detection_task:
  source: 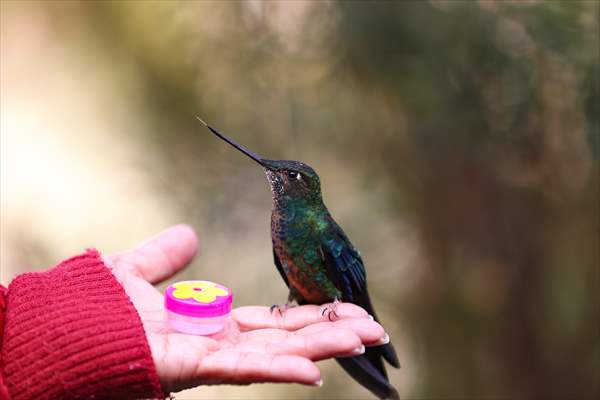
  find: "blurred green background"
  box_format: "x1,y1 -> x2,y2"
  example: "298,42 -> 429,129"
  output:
1,0 -> 598,399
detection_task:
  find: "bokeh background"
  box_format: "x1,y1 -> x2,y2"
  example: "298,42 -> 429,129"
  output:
1,0 -> 598,399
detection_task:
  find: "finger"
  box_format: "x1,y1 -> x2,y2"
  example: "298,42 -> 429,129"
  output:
295,317 -> 386,346
198,350 -> 321,386
236,327 -> 363,361
242,317 -> 385,355
106,224 -> 198,284
232,303 -> 369,332
150,332 -> 220,393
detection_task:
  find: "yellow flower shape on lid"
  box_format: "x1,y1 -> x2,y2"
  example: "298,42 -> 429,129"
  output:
172,281 -> 228,304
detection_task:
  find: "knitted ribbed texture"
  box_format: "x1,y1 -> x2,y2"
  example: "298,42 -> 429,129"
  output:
0,249 -> 163,400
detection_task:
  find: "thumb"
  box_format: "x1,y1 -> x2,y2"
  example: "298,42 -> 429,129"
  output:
106,224 -> 198,284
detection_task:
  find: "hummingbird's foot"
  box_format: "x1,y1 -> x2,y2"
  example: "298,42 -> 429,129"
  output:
270,301 -> 295,317
321,298 -> 341,321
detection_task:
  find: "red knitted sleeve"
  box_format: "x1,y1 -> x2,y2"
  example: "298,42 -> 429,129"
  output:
0,249 -> 164,400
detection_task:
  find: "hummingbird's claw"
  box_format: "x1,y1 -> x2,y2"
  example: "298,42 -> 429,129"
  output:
270,302 -> 295,317
269,304 -> 280,315
321,298 -> 341,321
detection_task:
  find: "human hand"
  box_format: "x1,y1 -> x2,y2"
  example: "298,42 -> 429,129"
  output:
105,225 -> 388,393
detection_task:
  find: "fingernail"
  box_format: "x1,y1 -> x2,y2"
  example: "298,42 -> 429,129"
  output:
313,379 -> 323,387
339,345 -> 365,357
376,333 -> 390,345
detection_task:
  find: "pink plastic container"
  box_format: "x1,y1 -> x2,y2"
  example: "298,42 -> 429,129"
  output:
164,280 -> 232,335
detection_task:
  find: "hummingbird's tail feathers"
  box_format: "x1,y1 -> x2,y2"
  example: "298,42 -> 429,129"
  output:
336,351 -> 399,399
352,290 -> 400,369
382,342 -> 401,368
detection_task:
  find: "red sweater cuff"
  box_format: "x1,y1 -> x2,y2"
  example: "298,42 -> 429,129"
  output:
0,249 -> 163,400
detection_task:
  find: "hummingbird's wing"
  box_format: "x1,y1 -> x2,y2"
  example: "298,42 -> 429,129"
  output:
320,218 -> 367,302
319,214 -> 401,399
320,219 -> 399,363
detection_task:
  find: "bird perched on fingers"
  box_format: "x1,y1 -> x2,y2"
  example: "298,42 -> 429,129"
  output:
198,117 -> 400,399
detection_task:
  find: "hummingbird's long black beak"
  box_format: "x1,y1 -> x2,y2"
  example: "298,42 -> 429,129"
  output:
196,116 -> 264,166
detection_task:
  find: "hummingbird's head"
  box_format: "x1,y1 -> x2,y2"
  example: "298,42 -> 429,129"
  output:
260,159 -> 322,202
198,117 -> 323,205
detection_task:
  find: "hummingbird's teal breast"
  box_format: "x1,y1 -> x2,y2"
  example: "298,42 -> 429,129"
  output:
271,197 -> 342,303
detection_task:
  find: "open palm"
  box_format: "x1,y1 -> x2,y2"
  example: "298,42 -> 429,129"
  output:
105,225 -> 388,394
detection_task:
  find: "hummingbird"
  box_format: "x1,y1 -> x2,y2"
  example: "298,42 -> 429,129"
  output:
198,117 -> 400,399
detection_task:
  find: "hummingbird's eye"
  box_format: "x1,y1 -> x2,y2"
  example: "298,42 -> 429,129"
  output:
287,171 -> 301,180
